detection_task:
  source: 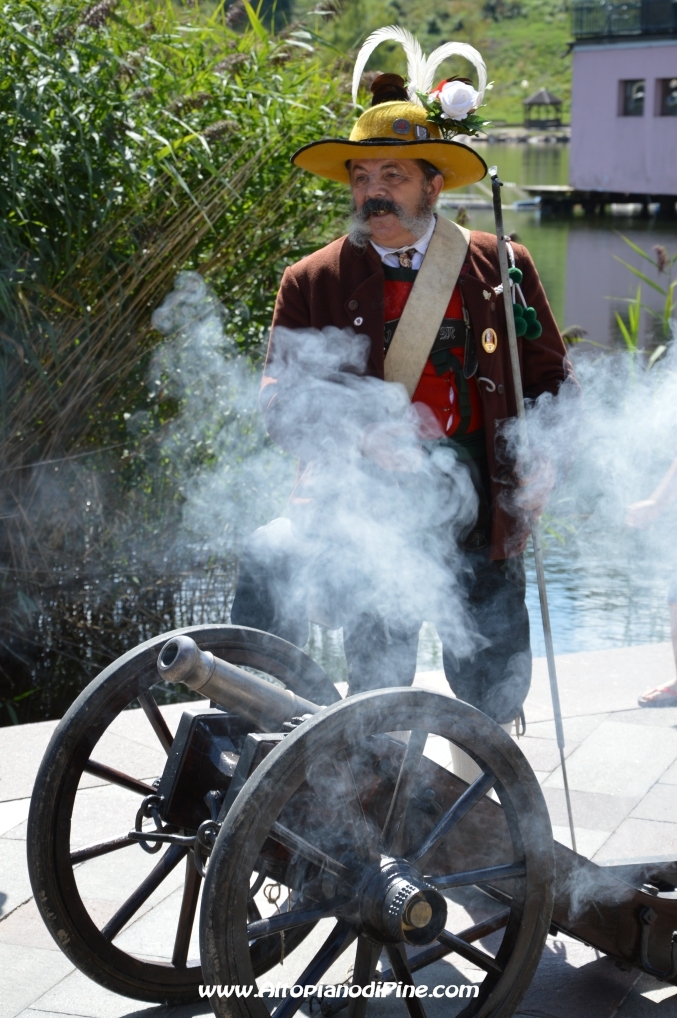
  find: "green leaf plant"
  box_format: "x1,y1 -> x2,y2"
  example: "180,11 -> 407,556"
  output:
614,285 -> 642,354
614,234 -> 677,348
0,0 -> 354,722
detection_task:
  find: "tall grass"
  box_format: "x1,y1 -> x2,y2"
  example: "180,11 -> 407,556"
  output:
0,0 -> 352,722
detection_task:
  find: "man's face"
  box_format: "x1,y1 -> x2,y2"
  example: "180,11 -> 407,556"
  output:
349,158 -> 444,248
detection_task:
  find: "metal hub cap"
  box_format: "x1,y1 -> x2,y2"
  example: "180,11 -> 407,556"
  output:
359,858 -> 447,946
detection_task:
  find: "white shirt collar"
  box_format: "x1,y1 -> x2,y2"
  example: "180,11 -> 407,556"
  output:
370,215 -> 436,269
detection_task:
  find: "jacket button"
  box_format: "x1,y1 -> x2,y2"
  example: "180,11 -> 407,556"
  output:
353,316 -> 364,326
497,384 -> 504,395
348,299 -> 359,311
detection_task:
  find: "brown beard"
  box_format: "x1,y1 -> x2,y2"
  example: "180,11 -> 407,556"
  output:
347,186 -> 436,250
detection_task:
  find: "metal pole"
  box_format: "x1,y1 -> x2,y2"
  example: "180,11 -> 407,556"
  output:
489,166 -> 577,854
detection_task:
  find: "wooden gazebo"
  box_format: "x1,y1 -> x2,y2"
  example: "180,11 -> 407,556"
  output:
523,87 -> 562,129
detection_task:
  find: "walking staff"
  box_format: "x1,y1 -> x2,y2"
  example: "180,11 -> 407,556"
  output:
490,165 -> 577,852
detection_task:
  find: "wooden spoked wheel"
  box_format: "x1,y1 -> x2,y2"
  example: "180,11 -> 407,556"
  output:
200,688 -> 555,1018
27,624 -> 339,1004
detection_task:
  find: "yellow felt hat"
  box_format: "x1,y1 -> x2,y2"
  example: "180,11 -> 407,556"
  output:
292,100 -> 487,191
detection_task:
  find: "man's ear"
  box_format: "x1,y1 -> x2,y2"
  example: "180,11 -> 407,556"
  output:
429,173 -> 445,202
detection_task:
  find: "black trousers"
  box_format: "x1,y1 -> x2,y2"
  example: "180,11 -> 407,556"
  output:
230,517 -> 531,725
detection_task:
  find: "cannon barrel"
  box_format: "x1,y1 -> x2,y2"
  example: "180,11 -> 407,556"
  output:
156,634 -> 320,730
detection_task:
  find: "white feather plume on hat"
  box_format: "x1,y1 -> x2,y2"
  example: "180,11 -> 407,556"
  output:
351,24 -> 487,109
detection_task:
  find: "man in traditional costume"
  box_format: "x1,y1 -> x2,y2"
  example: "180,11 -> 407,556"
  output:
231,28 -> 576,728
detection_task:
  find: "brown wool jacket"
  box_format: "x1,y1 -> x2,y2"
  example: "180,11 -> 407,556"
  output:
261,226 -> 577,560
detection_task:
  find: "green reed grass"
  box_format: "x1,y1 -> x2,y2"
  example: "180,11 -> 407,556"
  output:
0,0 -> 353,721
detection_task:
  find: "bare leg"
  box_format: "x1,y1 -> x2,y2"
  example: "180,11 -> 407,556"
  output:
451,722 -> 513,787
637,601 -> 677,706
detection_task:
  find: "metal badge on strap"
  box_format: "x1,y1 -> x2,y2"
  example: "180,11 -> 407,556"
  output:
384,216 -> 470,399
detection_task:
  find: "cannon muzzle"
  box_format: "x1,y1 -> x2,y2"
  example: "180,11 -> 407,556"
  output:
157,634 -> 320,730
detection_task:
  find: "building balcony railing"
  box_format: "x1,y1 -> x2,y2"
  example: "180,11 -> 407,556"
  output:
572,0 -> 677,39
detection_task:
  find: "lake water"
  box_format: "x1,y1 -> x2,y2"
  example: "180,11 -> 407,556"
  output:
432,144 -> 677,665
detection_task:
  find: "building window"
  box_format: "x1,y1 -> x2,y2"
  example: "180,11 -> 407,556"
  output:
659,78 -> 677,116
620,79 -> 645,116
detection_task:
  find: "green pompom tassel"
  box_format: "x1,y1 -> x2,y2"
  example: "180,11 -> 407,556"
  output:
508,266 -> 523,284
525,320 -> 543,340
524,306 -> 537,323
514,316 -> 528,337
513,302 -> 524,318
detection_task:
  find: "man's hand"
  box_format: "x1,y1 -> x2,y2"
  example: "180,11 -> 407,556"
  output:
360,422 -> 423,473
626,499 -> 660,529
514,457 -> 556,519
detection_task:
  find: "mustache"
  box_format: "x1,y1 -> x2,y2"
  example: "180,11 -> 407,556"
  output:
355,197 -> 402,221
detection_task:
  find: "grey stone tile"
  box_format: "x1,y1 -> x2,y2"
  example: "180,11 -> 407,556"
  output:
16,1012 -> 86,1018
657,757 -> 677,786
30,969 -> 162,1018
104,703 -> 184,754
69,783 -> 155,855
114,881 -> 202,965
631,783 -> 677,823
0,899 -> 60,951
520,713 -> 610,745
541,787 -> 638,832
609,707 -> 677,729
552,826 -> 611,858
90,731 -> 166,787
20,1011 -> 174,1018
516,932 -> 640,1018
516,736 -> 574,774
0,799 -> 30,837
525,643 -> 675,722
0,720 -> 59,803
0,839 -> 33,918
544,721 -> 677,799
0,942 -> 73,1018
593,817 -> 677,863
74,845 -> 185,909
2,821 -> 27,841
615,971 -> 677,1014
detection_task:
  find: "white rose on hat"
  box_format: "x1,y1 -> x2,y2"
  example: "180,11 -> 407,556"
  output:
430,79 -> 480,121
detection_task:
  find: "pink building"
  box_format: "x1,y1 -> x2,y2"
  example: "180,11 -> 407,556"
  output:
570,1 -> 677,199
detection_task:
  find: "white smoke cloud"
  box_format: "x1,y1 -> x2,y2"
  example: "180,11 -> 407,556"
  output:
148,273 -> 481,660
147,272 -> 677,668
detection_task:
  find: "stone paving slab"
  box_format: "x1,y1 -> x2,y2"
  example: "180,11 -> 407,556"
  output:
543,721 -> 677,799
517,933 -> 639,1017
525,643 -> 676,721
631,783 -> 677,823
0,798 -> 31,837
595,816 -> 677,864
0,720 -> 59,802
541,787 -> 639,832
0,899 -> 62,952
0,839 -> 34,919
0,942 -> 74,1018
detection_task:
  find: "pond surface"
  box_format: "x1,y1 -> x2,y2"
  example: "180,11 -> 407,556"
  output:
433,144 -> 677,663
457,142 -> 677,349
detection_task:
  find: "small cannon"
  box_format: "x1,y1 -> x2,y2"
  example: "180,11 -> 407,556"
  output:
28,625 -> 677,1017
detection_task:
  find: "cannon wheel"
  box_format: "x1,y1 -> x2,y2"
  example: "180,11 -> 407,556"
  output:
27,624 -> 339,1004
200,688 -> 555,1018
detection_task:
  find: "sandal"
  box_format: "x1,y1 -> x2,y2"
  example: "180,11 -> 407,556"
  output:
638,684 -> 677,708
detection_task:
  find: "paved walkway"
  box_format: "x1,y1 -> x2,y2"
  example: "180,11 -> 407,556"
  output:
2,643 -> 677,1018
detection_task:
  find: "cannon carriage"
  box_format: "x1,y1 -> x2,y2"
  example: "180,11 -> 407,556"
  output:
27,625 -> 677,1017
